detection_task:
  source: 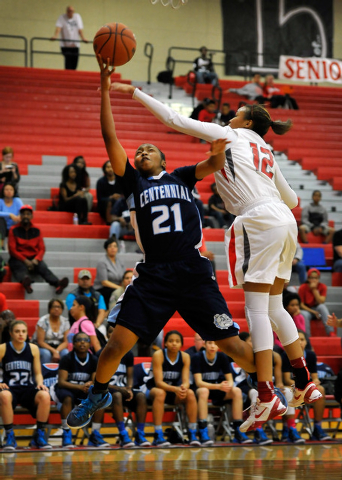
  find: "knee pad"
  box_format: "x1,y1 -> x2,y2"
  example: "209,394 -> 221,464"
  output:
244,291 -> 273,352
268,294 -> 299,347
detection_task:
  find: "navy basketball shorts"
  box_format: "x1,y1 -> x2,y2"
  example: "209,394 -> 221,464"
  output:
209,389 -> 228,406
55,387 -> 88,406
10,387 -> 43,418
108,252 -> 240,345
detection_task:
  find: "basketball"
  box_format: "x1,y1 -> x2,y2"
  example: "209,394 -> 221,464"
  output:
93,23 -> 136,67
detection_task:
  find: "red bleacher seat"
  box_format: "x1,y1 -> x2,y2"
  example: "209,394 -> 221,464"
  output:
0,282 -> 25,299
310,337 -> 342,356
332,272 -> 342,287
7,300 -> 39,318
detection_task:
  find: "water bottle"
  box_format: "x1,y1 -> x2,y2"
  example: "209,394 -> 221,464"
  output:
120,240 -> 126,253
73,213 -> 78,225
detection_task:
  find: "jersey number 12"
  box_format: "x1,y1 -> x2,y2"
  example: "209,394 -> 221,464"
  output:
250,142 -> 275,180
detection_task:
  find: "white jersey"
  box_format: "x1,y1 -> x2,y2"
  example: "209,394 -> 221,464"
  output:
56,13 -> 83,48
133,89 -> 298,216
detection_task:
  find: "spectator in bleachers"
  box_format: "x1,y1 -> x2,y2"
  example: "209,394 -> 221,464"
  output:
198,100 -> 217,123
0,292 -> 8,316
193,47 -> 219,86
299,190 -> 335,244
284,293 -> 306,333
31,298 -> 70,365
65,269 -> 107,335
214,103 -> 235,126
0,320 -> 52,449
263,75 -> 299,110
72,156 -> 93,213
281,330 -> 332,442
298,268 -> 334,337
185,332 -> 205,357
189,97 -> 211,120
334,367 -> 342,407
292,242 -> 307,284
332,228 -> 342,272
0,183 -> 23,250
93,237 -> 125,309
192,340 -> 252,444
58,164 -> 91,225
105,324 -> 151,447
67,295 -> 102,354
51,6 -> 88,70
208,183 -> 235,229
8,205 -> 69,295
146,331 -> 199,447
108,197 -> 135,241
96,160 -> 124,223
0,309 -> 15,344
54,331 -> 109,448
229,74 -> 267,104
0,147 -> 20,196
108,269 -> 133,311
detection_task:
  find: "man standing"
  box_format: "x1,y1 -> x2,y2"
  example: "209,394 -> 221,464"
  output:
51,5 -> 88,70
8,205 -> 69,294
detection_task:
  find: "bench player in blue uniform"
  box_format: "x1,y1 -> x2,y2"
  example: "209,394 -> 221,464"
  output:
67,57 -> 256,429
0,320 -> 52,450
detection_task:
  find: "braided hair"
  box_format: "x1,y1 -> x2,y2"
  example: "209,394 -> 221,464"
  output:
241,104 -> 292,138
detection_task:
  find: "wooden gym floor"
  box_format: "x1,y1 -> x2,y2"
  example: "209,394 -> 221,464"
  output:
1,443 -> 342,480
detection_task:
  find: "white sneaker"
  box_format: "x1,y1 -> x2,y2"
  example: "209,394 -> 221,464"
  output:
240,395 -> 288,433
288,382 -> 322,408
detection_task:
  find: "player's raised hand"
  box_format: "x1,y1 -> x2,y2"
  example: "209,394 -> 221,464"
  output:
207,138 -> 229,156
97,55 -> 115,91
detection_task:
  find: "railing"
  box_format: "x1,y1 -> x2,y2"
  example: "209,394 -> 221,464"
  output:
144,42 -> 154,84
30,37 -> 94,68
0,34 -> 28,67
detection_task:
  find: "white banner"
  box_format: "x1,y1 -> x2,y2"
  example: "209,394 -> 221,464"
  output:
278,55 -> 342,84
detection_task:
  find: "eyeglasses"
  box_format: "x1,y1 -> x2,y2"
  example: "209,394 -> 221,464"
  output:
52,305 -> 63,309
75,338 -> 90,343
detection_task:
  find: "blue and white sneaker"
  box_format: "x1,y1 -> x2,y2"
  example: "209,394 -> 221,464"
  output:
188,429 -> 201,446
119,429 -> 135,447
152,430 -> 171,447
135,430 -> 151,447
289,426 -> 305,444
88,430 -> 110,447
198,427 -> 214,446
3,430 -> 17,451
253,427 -> 273,445
62,429 -> 75,448
30,429 -> 52,449
311,425 -> 332,442
67,386 -> 112,428
233,426 -> 253,444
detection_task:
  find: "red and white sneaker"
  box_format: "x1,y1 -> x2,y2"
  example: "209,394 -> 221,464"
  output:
240,395 -> 287,433
288,382 -> 322,408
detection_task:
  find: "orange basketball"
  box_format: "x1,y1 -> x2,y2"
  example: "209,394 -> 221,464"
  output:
93,22 -> 136,67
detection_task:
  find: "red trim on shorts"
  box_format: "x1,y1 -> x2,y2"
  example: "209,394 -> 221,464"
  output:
229,224 -> 237,286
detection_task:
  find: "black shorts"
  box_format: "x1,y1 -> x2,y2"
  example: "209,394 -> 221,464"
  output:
54,387 -> 88,406
10,387 -> 42,418
108,253 -> 239,345
208,389 -> 229,406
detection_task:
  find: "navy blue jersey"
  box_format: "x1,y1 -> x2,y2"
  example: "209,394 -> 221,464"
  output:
146,349 -> 184,389
109,351 -> 134,387
3,342 -> 35,389
58,351 -> 98,385
133,361 -> 152,393
191,351 -> 231,384
117,161 -> 202,261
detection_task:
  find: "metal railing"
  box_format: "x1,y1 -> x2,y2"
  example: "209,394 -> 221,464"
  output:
0,34 -> 28,67
144,42 -> 154,84
30,37 -> 94,68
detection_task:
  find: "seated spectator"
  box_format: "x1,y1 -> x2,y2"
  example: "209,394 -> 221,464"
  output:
93,237 -> 125,308
198,100 -> 217,123
292,241 -> 307,285
105,324 -> 151,447
263,75 -> 299,109
281,330 -> 332,442
334,367 -> 342,407
31,298 -> 70,364
229,74 -> 267,103
67,295 -> 102,354
185,332 -> 205,357
108,269 -> 133,311
65,269 -> 107,335
193,46 -> 219,86
332,228 -> 342,272
0,182 -> 23,250
109,197 -> 135,241
0,147 -> 20,195
8,205 -> 69,295
274,292 -> 306,353
298,268 -> 334,337
54,331 -> 109,448
299,190 -> 335,244
192,340 -> 252,445
96,160 -> 123,223
0,320 -> 52,450
72,155 -> 93,213
208,183 -> 235,229
189,97 -> 211,120
0,309 -> 15,344
58,164 -> 91,225
214,103 -> 235,126
146,330 -> 199,446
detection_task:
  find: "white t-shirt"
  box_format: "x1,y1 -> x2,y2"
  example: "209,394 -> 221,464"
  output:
56,13 -> 84,47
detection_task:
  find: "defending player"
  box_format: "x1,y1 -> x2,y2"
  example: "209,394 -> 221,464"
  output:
66,57 -> 257,429
105,82 -> 322,432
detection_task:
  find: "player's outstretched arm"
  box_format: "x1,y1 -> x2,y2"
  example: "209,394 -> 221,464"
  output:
98,56 -> 127,177
195,138 -> 228,180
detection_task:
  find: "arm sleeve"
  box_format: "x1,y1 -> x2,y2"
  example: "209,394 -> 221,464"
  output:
133,89 -> 235,144
8,227 -> 27,262
301,205 -> 312,228
273,162 -> 298,209
191,354 -> 201,374
321,208 -> 329,229
98,294 -> 107,311
95,260 -> 108,283
65,293 -> 75,311
35,234 -> 46,262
